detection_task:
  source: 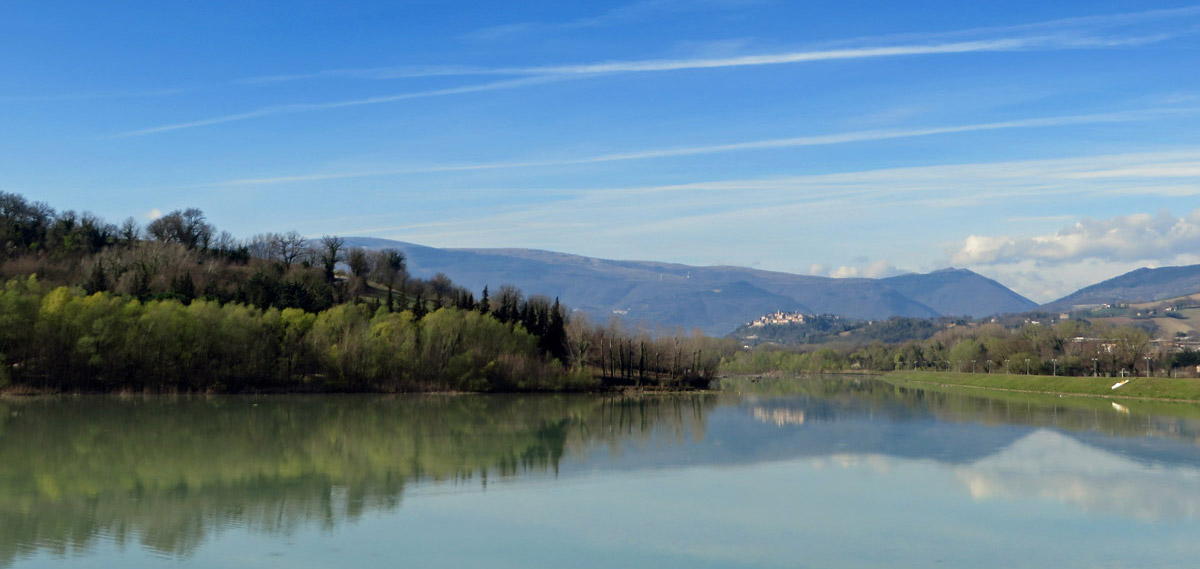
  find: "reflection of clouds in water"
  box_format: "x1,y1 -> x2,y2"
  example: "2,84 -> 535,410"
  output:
955,429 -> 1200,522
809,453 -> 894,474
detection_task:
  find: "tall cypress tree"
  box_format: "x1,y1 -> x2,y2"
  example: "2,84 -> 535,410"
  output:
540,298 -> 569,365
411,292 -> 427,320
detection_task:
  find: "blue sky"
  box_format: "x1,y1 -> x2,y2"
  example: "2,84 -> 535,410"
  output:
5,1 -> 1200,301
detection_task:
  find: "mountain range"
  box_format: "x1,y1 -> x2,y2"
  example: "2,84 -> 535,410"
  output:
343,238 -> 1038,335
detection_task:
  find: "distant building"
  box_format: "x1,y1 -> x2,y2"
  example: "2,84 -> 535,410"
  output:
748,311 -> 809,327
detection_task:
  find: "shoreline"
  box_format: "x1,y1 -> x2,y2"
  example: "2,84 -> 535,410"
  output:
0,380 -> 715,398
883,371 -> 1200,404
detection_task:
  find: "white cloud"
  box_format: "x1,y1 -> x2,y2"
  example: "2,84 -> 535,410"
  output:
814,260 -> 906,279
144,208 -> 163,220
862,260 -> 906,278
952,209 -> 1200,266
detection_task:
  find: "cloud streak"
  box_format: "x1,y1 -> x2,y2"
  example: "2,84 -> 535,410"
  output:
0,87 -> 191,104
238,35 -> 1154,85
202,106 -> 1197,186
113,76 -> 565,137
127,4 -> 1198,137
385,149 -> 1200,241
463,0 -> 767,40
137,39 -> 1044,136
244,5 -> 1200,84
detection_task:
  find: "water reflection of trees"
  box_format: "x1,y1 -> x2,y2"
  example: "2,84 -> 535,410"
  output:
0,394 -> 716,566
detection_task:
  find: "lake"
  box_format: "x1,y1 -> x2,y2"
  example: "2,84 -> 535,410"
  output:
4,376 -> 1200,568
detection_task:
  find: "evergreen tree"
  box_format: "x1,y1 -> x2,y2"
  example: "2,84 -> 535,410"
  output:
540,298 -> 570,365
83,262 -> 108,295
170,272 -> 196,301
411,292 -> 427,320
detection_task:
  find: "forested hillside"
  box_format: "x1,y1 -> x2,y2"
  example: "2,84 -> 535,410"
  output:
0,192 -> 736,392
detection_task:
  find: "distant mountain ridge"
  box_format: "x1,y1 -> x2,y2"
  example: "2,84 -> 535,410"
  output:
343,238 -> 1038,335
1044,264 -> 1200,310
881,268 -> 1038,318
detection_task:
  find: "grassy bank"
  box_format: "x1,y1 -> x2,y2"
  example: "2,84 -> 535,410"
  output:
885,371 -> 1200,402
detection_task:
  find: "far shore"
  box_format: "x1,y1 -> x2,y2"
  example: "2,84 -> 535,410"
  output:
883,370 -> 1200,403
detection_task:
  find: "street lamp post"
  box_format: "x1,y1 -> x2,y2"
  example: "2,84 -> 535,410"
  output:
1145,356 -> 1152,377
1092,358 -> 1098,377
1025,359 -> 1031,375
971,360 -> 976,373
1052,358 -> 1058,376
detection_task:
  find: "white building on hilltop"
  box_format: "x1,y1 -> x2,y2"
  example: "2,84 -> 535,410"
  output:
748,311 -> 808,327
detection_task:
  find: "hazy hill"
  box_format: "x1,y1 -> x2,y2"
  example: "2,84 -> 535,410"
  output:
1045,265 -> 1200,310
881,268 -> 1039,318
343,238 -> 1037,335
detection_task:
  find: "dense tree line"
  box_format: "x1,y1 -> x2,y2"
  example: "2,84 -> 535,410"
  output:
0,276 -> 587,392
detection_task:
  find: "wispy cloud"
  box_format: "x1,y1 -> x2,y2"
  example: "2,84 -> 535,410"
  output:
318,149 -> 1200,251
245,5 -> 1200,85
321,149 -> 1200,303
114,5 -> 1197,137
133,37 -> 1188,137
0,87 -> 191,104
112,76 -> 564,137
199,106 -> 1197,186
465,0 -> 769,40
238,35 -> 1155,85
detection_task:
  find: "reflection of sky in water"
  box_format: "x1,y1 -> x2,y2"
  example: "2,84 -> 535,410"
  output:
65,454 -> 1196,569
9,385 -> 1200,568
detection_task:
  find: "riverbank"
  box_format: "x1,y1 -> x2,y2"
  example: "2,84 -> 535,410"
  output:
0,374 -> 714,397
884,371 -> 1200,403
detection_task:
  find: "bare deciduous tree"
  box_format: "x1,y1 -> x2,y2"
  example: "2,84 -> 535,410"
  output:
320,235 -> 344,282
146,208 -> 214,250
275,231 -> 308,269
371,249 -> 407,311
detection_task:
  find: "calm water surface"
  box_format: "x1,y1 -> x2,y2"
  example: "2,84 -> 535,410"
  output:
4,376 -> 1200,568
